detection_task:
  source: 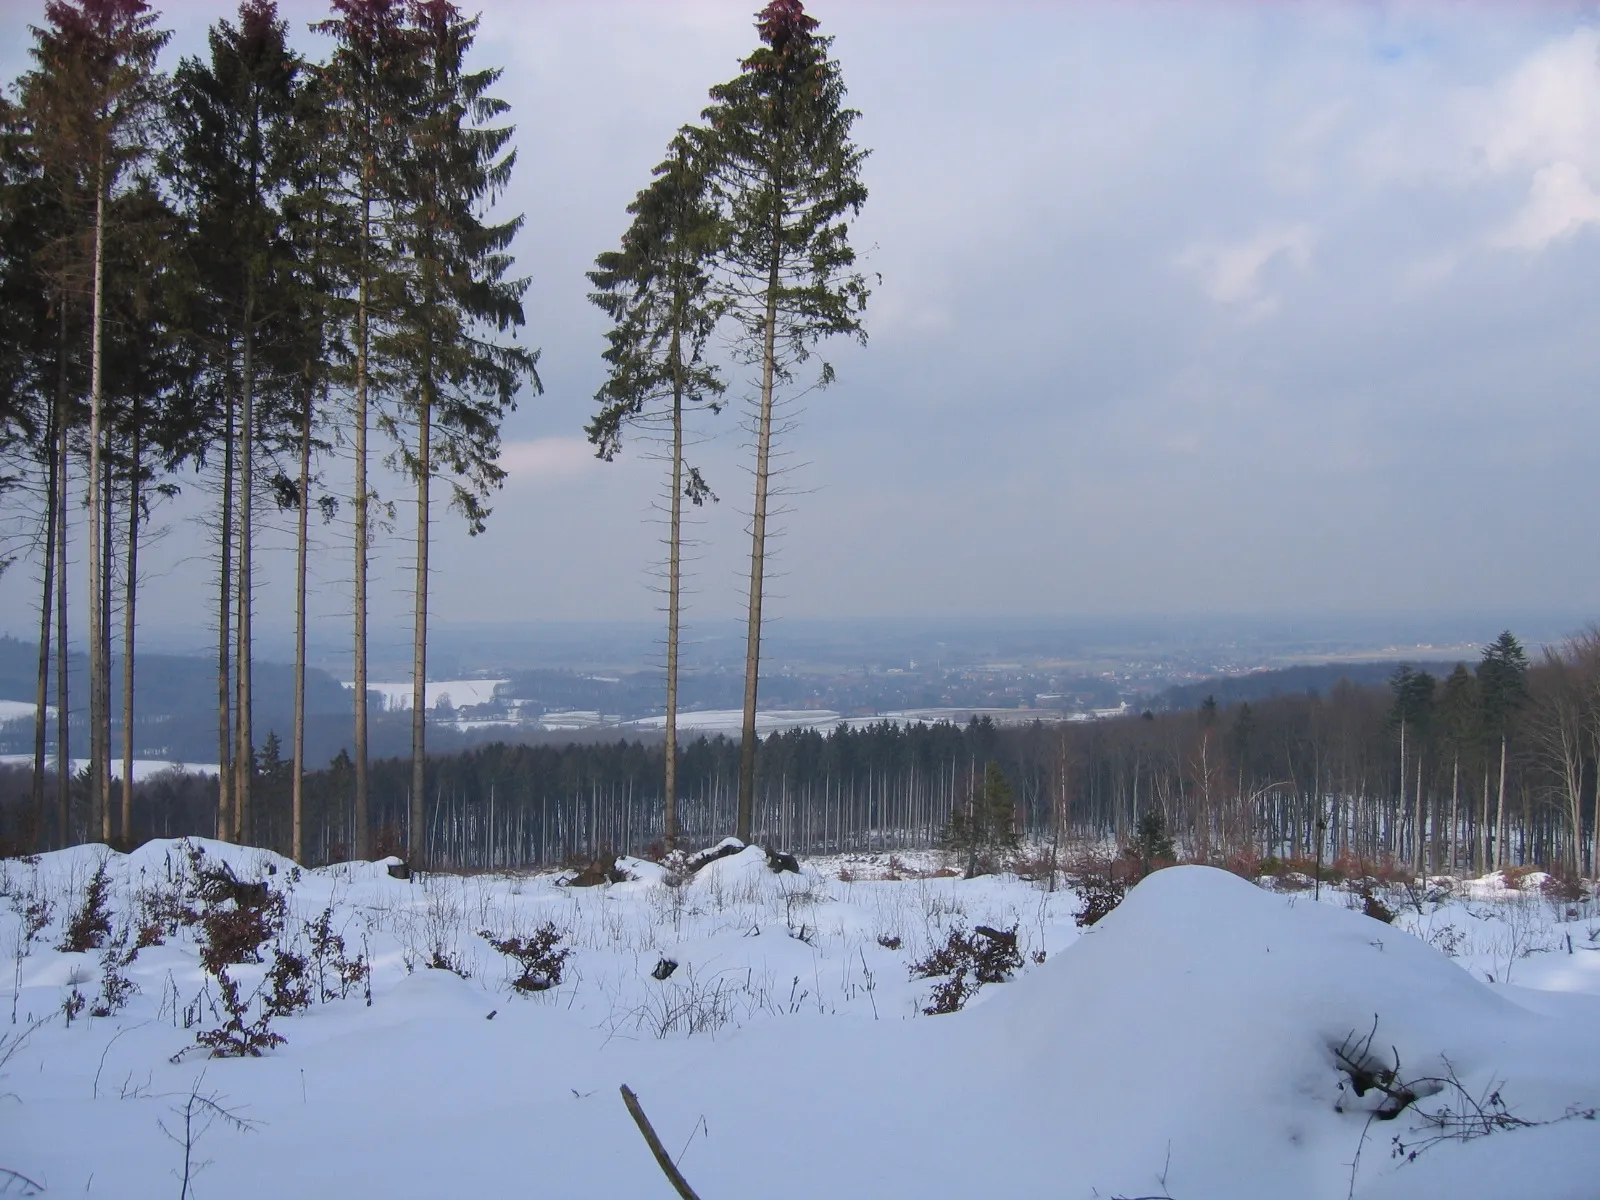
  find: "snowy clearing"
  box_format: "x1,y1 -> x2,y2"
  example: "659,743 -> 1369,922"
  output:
0,756 -> 219,781
353,680 -> 507,712
2,841 -> 1598,1198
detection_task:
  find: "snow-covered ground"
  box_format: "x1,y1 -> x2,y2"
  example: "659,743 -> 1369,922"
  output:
353,679 -> 507,711
621,706 -> 1075,735
0,700 -> 53,724
2,842 -> 1598,1198
0,755 -> 220,780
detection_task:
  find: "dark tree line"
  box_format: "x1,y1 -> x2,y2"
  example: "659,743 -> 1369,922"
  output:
7,626 -> 1599,878
0,0 -> 536,860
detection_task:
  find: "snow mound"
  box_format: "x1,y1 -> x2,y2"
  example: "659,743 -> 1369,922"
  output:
950,866 -> 1600,1197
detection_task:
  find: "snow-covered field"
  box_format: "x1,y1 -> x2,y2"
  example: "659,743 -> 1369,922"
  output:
0,756 -> 220,780
354,679 -> 507,712
621,706 -> 1072,734
3,841 -> 1598,1198
0,701 -> 53,724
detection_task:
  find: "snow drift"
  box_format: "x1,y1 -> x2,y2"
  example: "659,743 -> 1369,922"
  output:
2,847 -> 1597,1198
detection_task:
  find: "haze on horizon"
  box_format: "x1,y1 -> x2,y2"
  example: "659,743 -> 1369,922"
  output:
2,0 -> 1599,653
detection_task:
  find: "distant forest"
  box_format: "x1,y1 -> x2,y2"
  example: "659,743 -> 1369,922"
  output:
5,627 -> 1597,881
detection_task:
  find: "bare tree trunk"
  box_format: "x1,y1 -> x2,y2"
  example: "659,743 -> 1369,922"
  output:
736,258 -> 781,843
216,376 -> 235,842
409,376 -> 431,867
32,369 -> 59,848
292,383 -> 315,865
1413,750 -> 1424,877
664,337 -> 684,851
100,451 -> 112,841
55,411 -> 69,845
353,197 -> 372,861
87,156 -> 108,845
1494,734 -> 1508,872
1448,751 -> 1459,876
234,320 -> 255,846
120,426 -> 139,843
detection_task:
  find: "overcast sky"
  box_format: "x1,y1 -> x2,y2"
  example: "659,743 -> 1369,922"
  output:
2,0 -> 1599,650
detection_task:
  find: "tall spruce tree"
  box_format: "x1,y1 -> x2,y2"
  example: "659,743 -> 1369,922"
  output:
102,176 -> 193,842
19,0 -> 171,841
386,0 -> 537,866
1477,630 -> 1529,870
281,62 -> 349,865
0,94 -> 66,847
166,0 -> 300,846
697,0 -> 869,840
588,130 -> 724,852
314,0 -> 414,860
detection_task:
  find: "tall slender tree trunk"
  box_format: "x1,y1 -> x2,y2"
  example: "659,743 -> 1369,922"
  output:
121,427 -> 140,843
1413,750 -> 1424,877
664,335 -> 684,851
216,380 -> 235,841
32,371 -> 60,848
87,156 -> 109,846
1479,766 -> 1490,873
234,319 -> 255,845
736,254 -> 781,842
54,411 -> 69,845
353,194 -> 372,861
1449,751 -> 1459,876
409,374 -> 431,867
292,382 -> 315,864
100,451 -> 112,841
1494,734 -> 1508,872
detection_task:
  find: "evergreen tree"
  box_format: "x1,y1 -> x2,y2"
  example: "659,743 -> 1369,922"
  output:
1131,807 -> 1176,871
102,175 -> 193,841
18,0 -> 171,841
387,0 -> 538,866
589,130 -> 724,852
280,58 -> 350,865
943,760 -> 1018,878
313,0 -> 414,860
0,92 -> 67,846
1477,630 -> 1529,870
166,0 -> 301,846
697,0 -> 870,841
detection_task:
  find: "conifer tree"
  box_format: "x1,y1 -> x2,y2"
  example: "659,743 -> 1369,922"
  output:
697,0 -> 870,840
166,0 -> 300,846
943,760 -> 1018,878
387,0 -> 537,865
281,62 -> 349,865
102,175 -> 193,842
0,93 -> 68,847
1477,631 -> 1529,870
589,131 -> 724,852
19,0 -> 171,841
314,0 -> 414,860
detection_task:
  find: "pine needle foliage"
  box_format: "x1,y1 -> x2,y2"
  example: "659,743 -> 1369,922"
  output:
943,760 -> 1020,878
696,0 -> 870,841
588,130 -> 726,850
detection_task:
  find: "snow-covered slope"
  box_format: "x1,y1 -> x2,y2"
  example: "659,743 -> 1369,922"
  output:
2,843 -> 1596,1198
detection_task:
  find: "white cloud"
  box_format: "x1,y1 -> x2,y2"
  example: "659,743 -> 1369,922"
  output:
1481,29 -> 1600,177
1177,225 -> 1314,309
1492,159 -> 1600,249
499,437 -> 602,485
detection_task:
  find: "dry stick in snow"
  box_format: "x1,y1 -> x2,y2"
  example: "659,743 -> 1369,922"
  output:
619,1085 -> 702,1200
